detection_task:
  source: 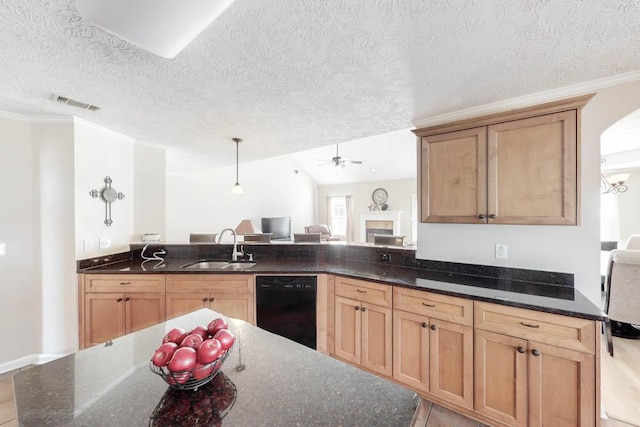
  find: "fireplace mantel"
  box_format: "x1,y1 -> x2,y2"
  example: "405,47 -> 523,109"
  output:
359,211 -> 403,243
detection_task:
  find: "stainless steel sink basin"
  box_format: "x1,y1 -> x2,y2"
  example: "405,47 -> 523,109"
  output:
180,260 -> 256,270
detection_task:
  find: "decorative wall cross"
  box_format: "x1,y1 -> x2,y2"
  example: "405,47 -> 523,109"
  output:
90,176 -> 125,226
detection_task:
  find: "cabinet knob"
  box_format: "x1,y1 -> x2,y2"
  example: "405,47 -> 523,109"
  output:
124,297 -> 130,302
488,214 -> 497,219
478,214 -> 486,219
354,306 -> 360,311
209,297 -> 215,302
532,349 -> 541,357
517,346 -> 525,353
421,322 -> 428,328
361,307 -> 367,312
202,297 -> 208,302
116,298 -> 123,302
430,324 -> 437,331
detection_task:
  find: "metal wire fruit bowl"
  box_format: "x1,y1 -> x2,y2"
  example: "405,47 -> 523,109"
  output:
150,347 -> 232,391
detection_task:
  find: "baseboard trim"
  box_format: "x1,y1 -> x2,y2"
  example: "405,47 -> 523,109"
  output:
0,353 -> 67,374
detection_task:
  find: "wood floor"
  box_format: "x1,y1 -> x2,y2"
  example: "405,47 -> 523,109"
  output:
1,336 -> 638,426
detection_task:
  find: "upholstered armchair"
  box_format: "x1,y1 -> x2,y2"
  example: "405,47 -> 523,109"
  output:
304,224 -> 340,241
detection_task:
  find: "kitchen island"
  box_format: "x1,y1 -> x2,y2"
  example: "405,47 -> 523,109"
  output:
13,309 -> 418,426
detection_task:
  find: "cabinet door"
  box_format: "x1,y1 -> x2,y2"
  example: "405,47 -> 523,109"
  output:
429,319 -> 473,409
393,310 -> 429,392
166,293 -> 209,320
361,302 -> 392,377
85,293 -> 125,347
474,330 -> 528,427
125,292 -> 166,334
528,341 -> 595,427
334,296 -> 361,366
487,110 -> 577,225
420,127 -> 487,223
210,293 -> 254,324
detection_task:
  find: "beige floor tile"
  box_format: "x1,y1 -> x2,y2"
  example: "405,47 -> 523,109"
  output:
601,335 -> 640,426
426,403 -> 479,427
0,401 -> 16,425
602,417 -> 638,427
0,419 -> 17,427
0,380 -> 13,405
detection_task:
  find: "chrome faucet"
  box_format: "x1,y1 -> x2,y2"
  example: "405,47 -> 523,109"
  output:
218,228 -> 244,261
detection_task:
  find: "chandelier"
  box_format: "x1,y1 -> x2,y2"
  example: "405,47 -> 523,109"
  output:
600,158 -> 630,194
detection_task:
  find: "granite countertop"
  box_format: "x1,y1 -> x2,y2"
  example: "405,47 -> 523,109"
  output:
79,256 -> 605,321
13,309 -> 417,426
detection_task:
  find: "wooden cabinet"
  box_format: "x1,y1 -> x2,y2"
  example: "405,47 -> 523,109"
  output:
166,274 -> 255,324
474,302 -> 597,427
393,287 -> 474,409
82,274 -> 166,348
334,278 -> 392,377
415,95 -> 593,225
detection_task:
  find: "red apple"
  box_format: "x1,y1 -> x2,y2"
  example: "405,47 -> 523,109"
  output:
168,347 -> 197,372
207,317 -> 228,336
197,338 -> 223,364
180,333 -> 204,349
192,361 -> 214,380
152,342 -> 178,367
214,329 -> 235,351
162,327 -> 187,345
189,324 -> 209,341
167,370 -> 191,385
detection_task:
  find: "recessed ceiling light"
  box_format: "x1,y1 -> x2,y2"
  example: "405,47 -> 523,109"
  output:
74,0 -> 236,59
371,168 -> 377,173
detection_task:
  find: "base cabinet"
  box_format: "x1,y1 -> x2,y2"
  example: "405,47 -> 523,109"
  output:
166,274 -> 255,324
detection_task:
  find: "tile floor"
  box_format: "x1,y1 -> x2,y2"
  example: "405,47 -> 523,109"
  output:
1,336 -> 639,426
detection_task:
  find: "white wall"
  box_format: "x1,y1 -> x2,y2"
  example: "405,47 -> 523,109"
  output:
614,171 -> 640,244
166,155 -> 317,242
134,144 -> 166,242
317,178 -> 416,243
417,80 -> 640,305
0,117 -> 41,368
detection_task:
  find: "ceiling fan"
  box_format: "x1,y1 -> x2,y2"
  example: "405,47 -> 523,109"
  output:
317,144 -> 363,168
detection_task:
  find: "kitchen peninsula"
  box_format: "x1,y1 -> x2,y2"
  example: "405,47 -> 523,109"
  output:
13,309 -> 417,426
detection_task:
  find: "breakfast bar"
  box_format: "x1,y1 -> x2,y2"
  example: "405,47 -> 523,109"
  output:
13,309 -> 417,426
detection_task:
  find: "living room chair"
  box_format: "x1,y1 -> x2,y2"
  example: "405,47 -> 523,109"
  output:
603,249 -> 640,356
304,224 -> 340,241
294,233 -> 322,243
373,234 -> 405,247
243,233 -> 272,243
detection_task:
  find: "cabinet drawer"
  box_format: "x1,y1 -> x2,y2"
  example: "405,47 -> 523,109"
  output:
85,274 -> 165,293
335,277 -> 391,308
474,301 -> 596,354
393,287 -> 473,326
166,274 -> 253,294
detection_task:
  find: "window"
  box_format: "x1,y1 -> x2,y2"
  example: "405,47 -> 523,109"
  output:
328,196 -> 347,237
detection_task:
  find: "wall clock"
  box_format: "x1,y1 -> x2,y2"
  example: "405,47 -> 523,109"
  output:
372,187 -> 388,205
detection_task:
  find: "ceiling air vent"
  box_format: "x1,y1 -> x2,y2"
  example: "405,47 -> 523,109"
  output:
52,94 -> 100,111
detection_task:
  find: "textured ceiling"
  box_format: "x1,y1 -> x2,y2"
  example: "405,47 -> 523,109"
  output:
1,0 -> 640,175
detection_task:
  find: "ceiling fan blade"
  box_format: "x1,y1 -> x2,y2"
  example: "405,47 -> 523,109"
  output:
348,160 -> 363,164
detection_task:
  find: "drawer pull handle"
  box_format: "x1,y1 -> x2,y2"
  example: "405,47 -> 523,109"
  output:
116,298 -> 123,302
356,289 -> 367,293
422,302 -> 436,307
532,349 -> 541,357
430,324 -> 437,331
421,322 -> 428,328
120,282 -> 131,285
354,306 -> 360,311
517,346 -> 525,353
520,322 -> 540,328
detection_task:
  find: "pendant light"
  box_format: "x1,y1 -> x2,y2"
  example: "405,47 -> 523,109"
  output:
230,137 -> 245,195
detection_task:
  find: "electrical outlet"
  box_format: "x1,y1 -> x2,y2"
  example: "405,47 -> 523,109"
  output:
99,237 -> 111,249
381,253 -> 391,262
83,239 -> 94,251
495,244 -> 508,259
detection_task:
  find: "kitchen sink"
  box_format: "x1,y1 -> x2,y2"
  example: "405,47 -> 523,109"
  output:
180,260 -> 256,270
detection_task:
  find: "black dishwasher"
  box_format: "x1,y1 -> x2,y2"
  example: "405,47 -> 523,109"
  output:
256,276 -> 317,349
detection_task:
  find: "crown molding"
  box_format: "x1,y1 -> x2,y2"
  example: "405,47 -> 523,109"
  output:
0,110 -> 73,124
413,70 -> 640,129
73,117 -> 136,143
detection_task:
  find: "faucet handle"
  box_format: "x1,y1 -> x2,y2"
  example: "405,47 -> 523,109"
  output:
247,253 -> 254,262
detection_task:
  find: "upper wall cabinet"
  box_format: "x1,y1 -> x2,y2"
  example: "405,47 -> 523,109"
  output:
414,95 -> 593,225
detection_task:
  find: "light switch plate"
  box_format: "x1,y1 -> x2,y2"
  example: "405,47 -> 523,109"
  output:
495,244 -> 508,259
99,237 -> 111,249
83,239 -> 93,251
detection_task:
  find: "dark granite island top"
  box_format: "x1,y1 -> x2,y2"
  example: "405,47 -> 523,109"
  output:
13,309 -> 417,426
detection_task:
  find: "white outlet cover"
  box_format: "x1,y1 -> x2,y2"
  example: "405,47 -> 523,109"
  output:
495,244 -> 508,259
99,237 -> 111,249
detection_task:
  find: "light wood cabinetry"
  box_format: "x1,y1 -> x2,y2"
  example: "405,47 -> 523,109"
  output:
166,274 -> 255,324
393,287 -> 474,409
415,95 -> 593,225
474,301 -> 597,427
334,277 -> 392,377
81,274 -> 166,348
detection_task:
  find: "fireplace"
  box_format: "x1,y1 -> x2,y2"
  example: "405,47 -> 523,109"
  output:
359,211 -> 402,243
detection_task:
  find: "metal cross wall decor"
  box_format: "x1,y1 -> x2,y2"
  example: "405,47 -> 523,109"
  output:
90,176 -> 125,226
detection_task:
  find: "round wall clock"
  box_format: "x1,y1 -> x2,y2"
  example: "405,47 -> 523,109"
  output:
372,188 -> 388,205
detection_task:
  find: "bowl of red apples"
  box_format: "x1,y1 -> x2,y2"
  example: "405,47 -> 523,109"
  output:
149,317 -> 236,391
